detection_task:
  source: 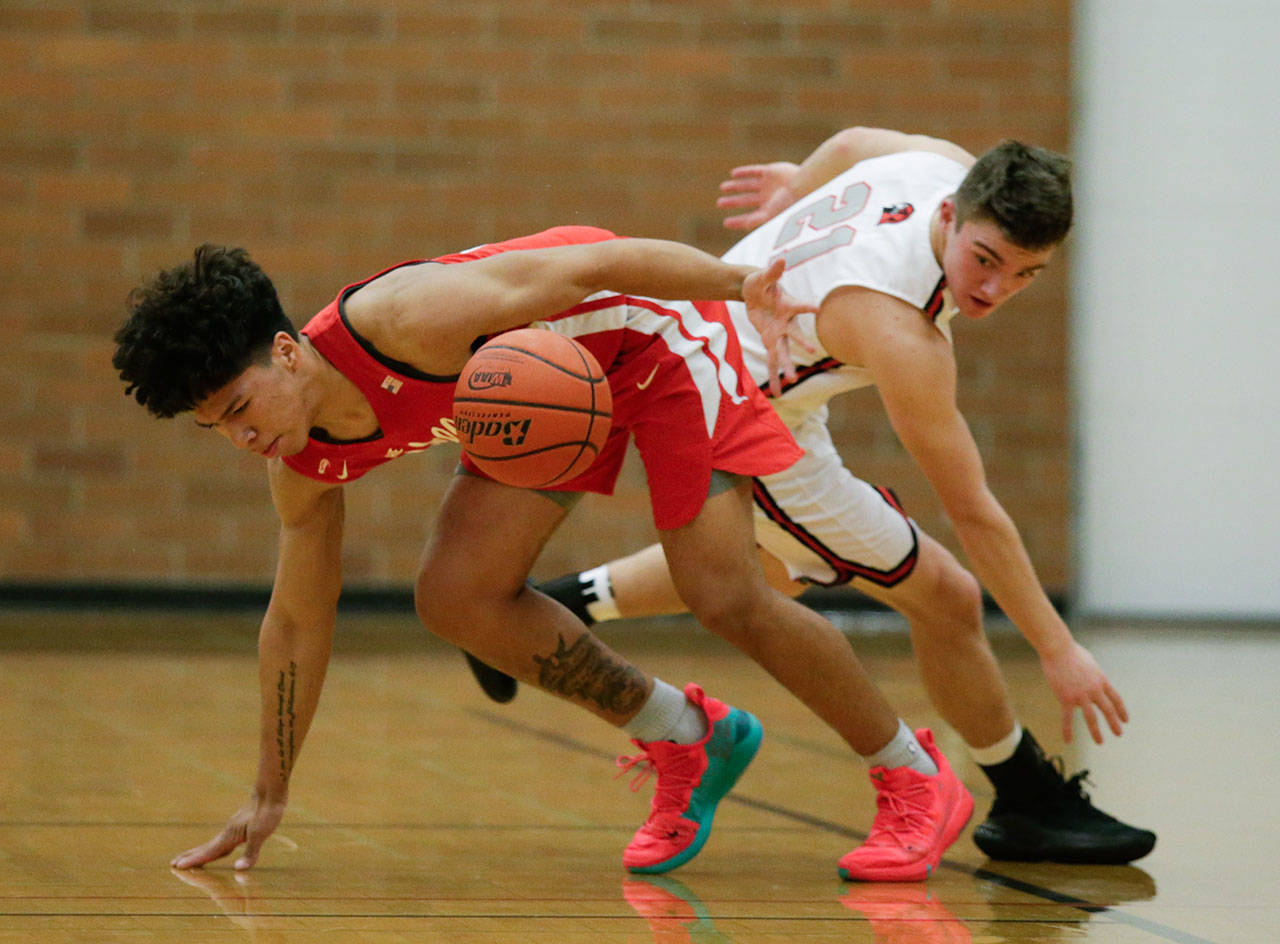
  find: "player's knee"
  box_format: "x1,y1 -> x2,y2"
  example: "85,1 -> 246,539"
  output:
414,565 -> 479,643
949,566 -> 984,625
679,575 -> 771,642
925,560 -> 983,637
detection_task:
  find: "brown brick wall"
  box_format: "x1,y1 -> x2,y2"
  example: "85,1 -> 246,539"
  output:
0,0 -> 1073,596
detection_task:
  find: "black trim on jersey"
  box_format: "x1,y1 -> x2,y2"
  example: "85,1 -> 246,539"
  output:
924,276 -> 948,322
307,426 -> 382,446
331,262 -> 462,384
751,478 -> 919,588
772,278 -> 948,398
772,356 -> 843,398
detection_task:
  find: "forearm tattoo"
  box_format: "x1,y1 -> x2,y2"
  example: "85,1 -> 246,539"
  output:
533,634 -> 647,716
275,661 -> 297,781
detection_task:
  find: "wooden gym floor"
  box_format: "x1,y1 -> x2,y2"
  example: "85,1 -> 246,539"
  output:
0,606 -> 1275,943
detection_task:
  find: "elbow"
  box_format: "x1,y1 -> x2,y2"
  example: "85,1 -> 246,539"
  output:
938,479 -> 995,523
830,126 -> 878,158
265,583 -> 341,639
943,487 -> 1007,535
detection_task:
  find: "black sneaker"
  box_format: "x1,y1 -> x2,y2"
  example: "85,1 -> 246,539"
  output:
461,651 -> 518,704
538,572 -> 599,626
973,731 -> 1156,864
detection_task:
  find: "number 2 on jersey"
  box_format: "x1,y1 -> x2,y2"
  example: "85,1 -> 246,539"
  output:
772,181 -> 871,269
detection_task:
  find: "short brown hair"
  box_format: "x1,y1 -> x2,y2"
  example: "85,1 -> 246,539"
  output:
955,140 -> 1073,250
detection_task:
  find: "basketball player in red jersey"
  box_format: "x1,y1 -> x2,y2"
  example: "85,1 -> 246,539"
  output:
114,227 -> 972,881
513,130 -> 1156,866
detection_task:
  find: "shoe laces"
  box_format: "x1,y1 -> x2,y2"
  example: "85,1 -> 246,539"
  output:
616,751 -> 657,792
616,745 -> 701,816
1044,754 -> 1098,807
866,776 -> 937,848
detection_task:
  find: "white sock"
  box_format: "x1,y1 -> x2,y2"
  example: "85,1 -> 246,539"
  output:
865,719 -> 939,776
624,679 -> 708,745
581,565 -> 621,622
967,721 -> 1024,767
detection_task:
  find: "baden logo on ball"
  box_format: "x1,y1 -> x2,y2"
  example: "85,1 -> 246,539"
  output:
454,328 -> 613,489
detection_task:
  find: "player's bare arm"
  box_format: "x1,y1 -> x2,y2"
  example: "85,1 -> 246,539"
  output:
817,286 -> 1128,745
817,127 -> 974,170
719,127 -> 976,230
171,465 -> 345,871
350,239 -> 812,375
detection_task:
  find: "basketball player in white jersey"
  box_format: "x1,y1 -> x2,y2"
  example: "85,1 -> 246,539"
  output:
473,127 -> 1157,865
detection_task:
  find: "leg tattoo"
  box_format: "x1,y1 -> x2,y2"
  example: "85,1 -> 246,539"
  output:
533,633 -> 647,716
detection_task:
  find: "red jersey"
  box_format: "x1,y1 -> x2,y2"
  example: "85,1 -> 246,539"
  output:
284,226 -> 800,529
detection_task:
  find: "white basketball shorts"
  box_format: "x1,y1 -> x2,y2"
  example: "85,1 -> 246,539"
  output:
749,406 -> 918,588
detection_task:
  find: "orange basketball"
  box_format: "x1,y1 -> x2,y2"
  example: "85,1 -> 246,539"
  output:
454,328 -> 613,488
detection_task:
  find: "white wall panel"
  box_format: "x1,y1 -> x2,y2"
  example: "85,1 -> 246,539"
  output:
1074,1 -> 1280,616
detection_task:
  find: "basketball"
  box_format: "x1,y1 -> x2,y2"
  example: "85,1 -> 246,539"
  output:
454,328 -> 613,488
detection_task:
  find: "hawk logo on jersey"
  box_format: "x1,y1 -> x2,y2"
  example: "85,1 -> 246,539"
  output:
878,203 -> 914,224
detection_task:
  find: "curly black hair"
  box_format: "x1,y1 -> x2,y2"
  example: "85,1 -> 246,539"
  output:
113,245 -> 296,418
955,140 -> 1073,251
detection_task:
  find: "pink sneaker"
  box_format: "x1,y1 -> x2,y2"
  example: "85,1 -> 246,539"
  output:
618,684 -> 763,874
621,876 -> 724,942
838,729 -> 974,882
839,883 -> 973,942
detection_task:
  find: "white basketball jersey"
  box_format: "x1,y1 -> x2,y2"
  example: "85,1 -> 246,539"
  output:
722,150 -> 967,419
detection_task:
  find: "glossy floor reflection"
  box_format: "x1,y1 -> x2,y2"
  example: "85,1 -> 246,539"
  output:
0,608 -> 1274,942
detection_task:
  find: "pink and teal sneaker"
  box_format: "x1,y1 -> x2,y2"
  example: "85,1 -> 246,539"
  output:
618,684 -> 763,874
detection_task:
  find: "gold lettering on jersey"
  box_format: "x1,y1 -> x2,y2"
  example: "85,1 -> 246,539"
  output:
425,417 -> 460,446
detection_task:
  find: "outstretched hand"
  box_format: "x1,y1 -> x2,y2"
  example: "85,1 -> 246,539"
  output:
717,162 -> 800,230
171,793 -> 288,871
1039,641 -> 1129,745
742,257 -> 818,396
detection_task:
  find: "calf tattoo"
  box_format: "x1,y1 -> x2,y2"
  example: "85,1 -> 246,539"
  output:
533,633 -> 647,715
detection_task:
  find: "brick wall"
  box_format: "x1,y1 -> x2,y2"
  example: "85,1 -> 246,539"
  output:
0,0 -> 1073,597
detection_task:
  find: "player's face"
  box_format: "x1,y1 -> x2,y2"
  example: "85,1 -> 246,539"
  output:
191,335 -> 309,460
940,205 -> 1054,320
